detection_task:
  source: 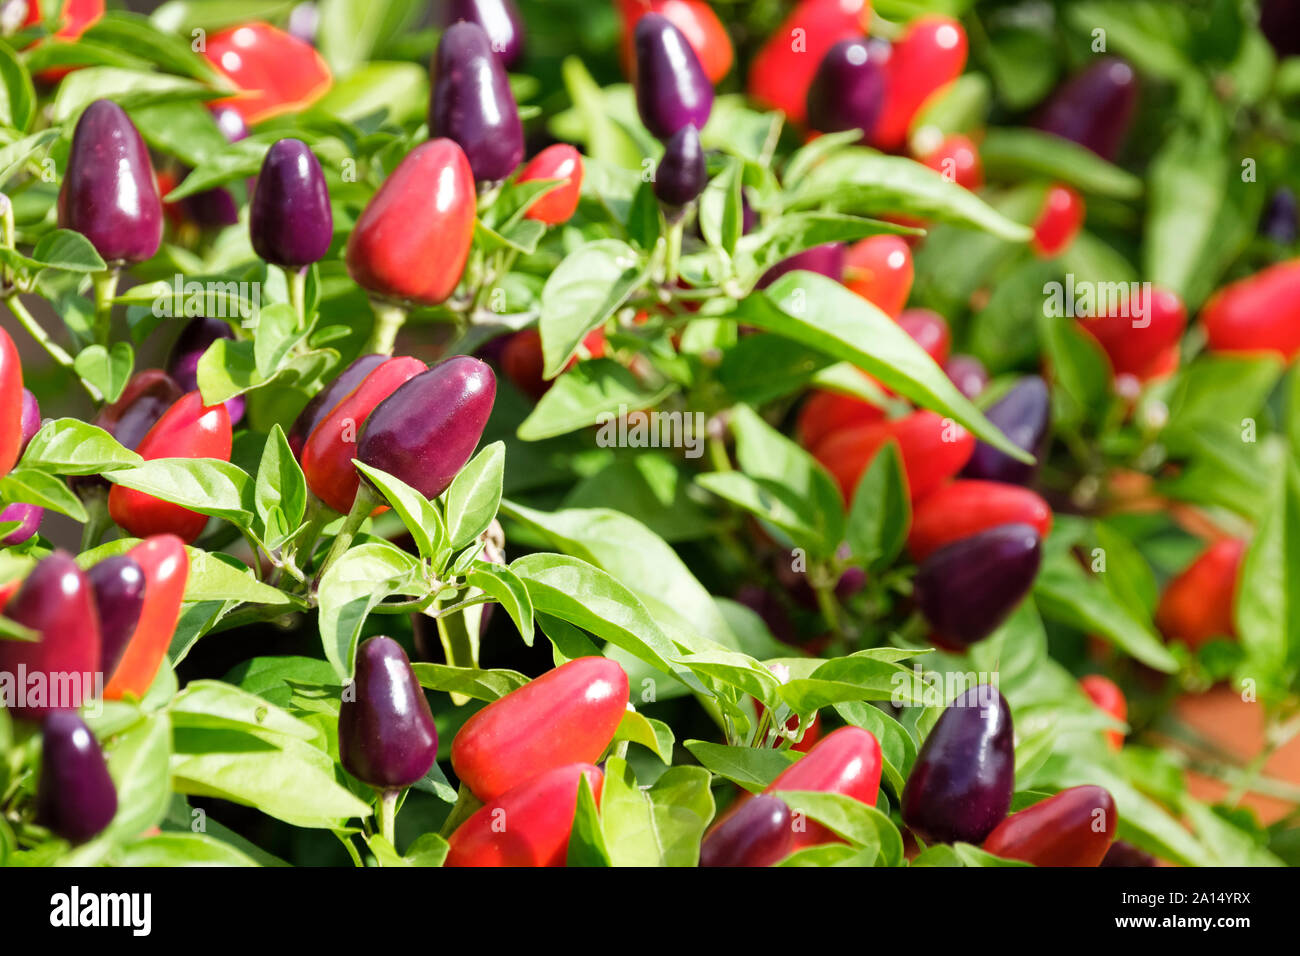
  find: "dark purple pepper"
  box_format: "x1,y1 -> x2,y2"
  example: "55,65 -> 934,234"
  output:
57,100 -> 163,265
1261,0 -> 1300,58
36,712 -> 117,844
734,584 -> 796,646
700,795 -> 794,867
944,354 -> 988,400
2,389 -> 44,544
250,138 -> 333,268
634,13 -> 713,142
18,388 -> 40,449
211,105 -> 250,143
338,636 -> 439,789
757,242 -> 845,289
1033,57 -> 1137,162
357,355 -> 497,501
167,318 -> 245,426
287,1 -> 321,46
287,353 -> 387,458
88,556 -> 146,683
654,124 -> 707,208
961,376 -> 1050,485
806,38 -> 889,139
901,684 -> 1014,845
1101,840 -> 1157,867
914,523 -> 1042,650
1261,187 -> 1298,245
445,0 -> 525,70
430,21 -> 525,183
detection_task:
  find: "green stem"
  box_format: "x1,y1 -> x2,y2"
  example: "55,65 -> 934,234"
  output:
91,269 -> 120,346
663,218 -> 685,286
365,301 -> 407,355
291,494 -> 333,578
79,495 -> 111,551
378,789 -> 399,847
312,484 -> 380,591
288,267 -> 309,333
708,434 -> 731,472
5,294 -> 101,402
439,784 -> 484,838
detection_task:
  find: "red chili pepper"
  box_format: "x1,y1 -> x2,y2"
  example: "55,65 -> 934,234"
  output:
920,133 -> 983,190
1201,260 -> 1300,359
107,392 -> 232,544
300,356 -> 426,514
21,0 -> 105,82
501,326 -> 606,401
0,551 -> 101,719
345,139 -> 477,307
1154,538 -> 1245,650
844,235 -> 914,317
451,657 -> 628,802
617,0 -> 733,84
203,22 -> 333,125
103,536 -> 189,701
982,785 -> 1117,866
897,308 -> 950,365
748,0 -> 872,125
1078,286 -> 1186,383
908,480 -> 1053,561
764,725 -> 882,851
871,16 -> 967,151
796,387 -> 887,453
0,325 -> 24,479
1031,184 -> 1085,258
445,763 -> 604,867
1079,675 -> 1127,751
517,144 -> 585,225
813,410 -> 974,502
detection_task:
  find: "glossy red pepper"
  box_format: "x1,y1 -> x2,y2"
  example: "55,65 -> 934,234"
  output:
21,0 -> 105,82
445,763 -> 604,867
451,657 -> 629,802
517,144 -> 585,225
103,536 -> 189,701
1078,286 -> 1186,383
748,0 -> 872,125
897,308 -> 951,365
0,325 -> 24,478
1079,675 -> 1127,751
617,0 -> 733,84
501,326 -> 606,401
908,481 -> 1053,561
0,551 -> 101,719
920,133 -> 983,190
1201,260 -> 1300,360
982,785 -> 1117,866
871,15 -> 968,151
107,392 -> 232,544
1154,538 -> 1245,650
796,386 -> 886,453
288,355 -> 387,458
71,369 -> 184,499
300,356 -> 426,514
764,725 -> 883,851
1031,184 -> 1085,258
345,139 -> 477,307
813,410 -> 975,503
203,22 -> 332,125
844,235 -> 914,317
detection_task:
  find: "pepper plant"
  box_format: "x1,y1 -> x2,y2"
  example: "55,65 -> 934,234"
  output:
0,0 -> 1299,869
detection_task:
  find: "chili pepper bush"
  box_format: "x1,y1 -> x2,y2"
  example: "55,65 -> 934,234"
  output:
1,0 -> 1300,869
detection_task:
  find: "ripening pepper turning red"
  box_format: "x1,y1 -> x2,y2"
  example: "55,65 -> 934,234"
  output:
107,392 -> 232,543
1,389 -> 46,545
87,555 -> 146,684
203,22 -> 332,125
1154,537 -> 1246,650
617,0 -> 733,85
517,144 -> 584,225
430,21 -> 525,183
451,657 -> 629,802
813,410 -> 975,503
1080,675 -> 1127,751
982,785 -> 1117,866
36,712 -> 117,845
908,481 -> 1053,561
445,762 -> 604,867
1031,184 -> 1085,258
763,725 -> 883,851
748,0 -> 872,125
902,685 -> 1014,845
871,16 -> 968,151
345,139 -> 476,306
920,133 -> 983,190
0,326 -> 25,479
339,636 -> 439,790
700,794 -> 794,867
300,356 -> 426,514
103,536 -> 189,701
58,100 -> 163,265
0,551 -> 101,719
1078,286 -> 1186,383
501,326 -> 605,400
287,354 -> 387,458
1200,260 -> 1300,360
844,235 -> 914,318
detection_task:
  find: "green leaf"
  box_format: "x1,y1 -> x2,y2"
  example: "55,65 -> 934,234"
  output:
171,680 -> 322,743
737,212 -> 916,281
253,303 -> 303,380
0,129 -> 58,189
698,156 -> 744,256
517,359 -> 678,441
736,272 -> 1032,463
317,0 -> 420,77
183,550 -> 293,607
845,440 -> 910,572
116,832 -> 260,867
1144,126 -> 1227,300
254,426 -> 307,550
52,67 -> 213,122
566,773 -> 612,867
611,709 -> 674,764
465,563 -> 534,645
104,457 -> 254,528
0,39 -> 36,131
683,740 -> 799,792
979,128 -> 1143,199
912,842 -> 1032,867
600,757 -> 713,867
0,468 -> 87,522
354,462 -> 447,563
30,229 -> 108,272
313,60 -> 428,124
317,542 -> 424,680
410,662 -> 530,701
443,441 -> 505,549
1234,458 -> 1300,689
774,790 -> 903,866
539,239 -> 645,377
73,343 -> 134,404
86,11 -> 228,84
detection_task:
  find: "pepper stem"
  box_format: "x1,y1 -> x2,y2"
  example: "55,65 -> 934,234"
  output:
312,483 -> 380,592
79,493 -> 112,551
365,301 -> 407,355
91,269 -> 120,346
4,294 -> 100,401
663,217 -> 685,286
288,266 -> 309,333
378,788 -> 399,847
